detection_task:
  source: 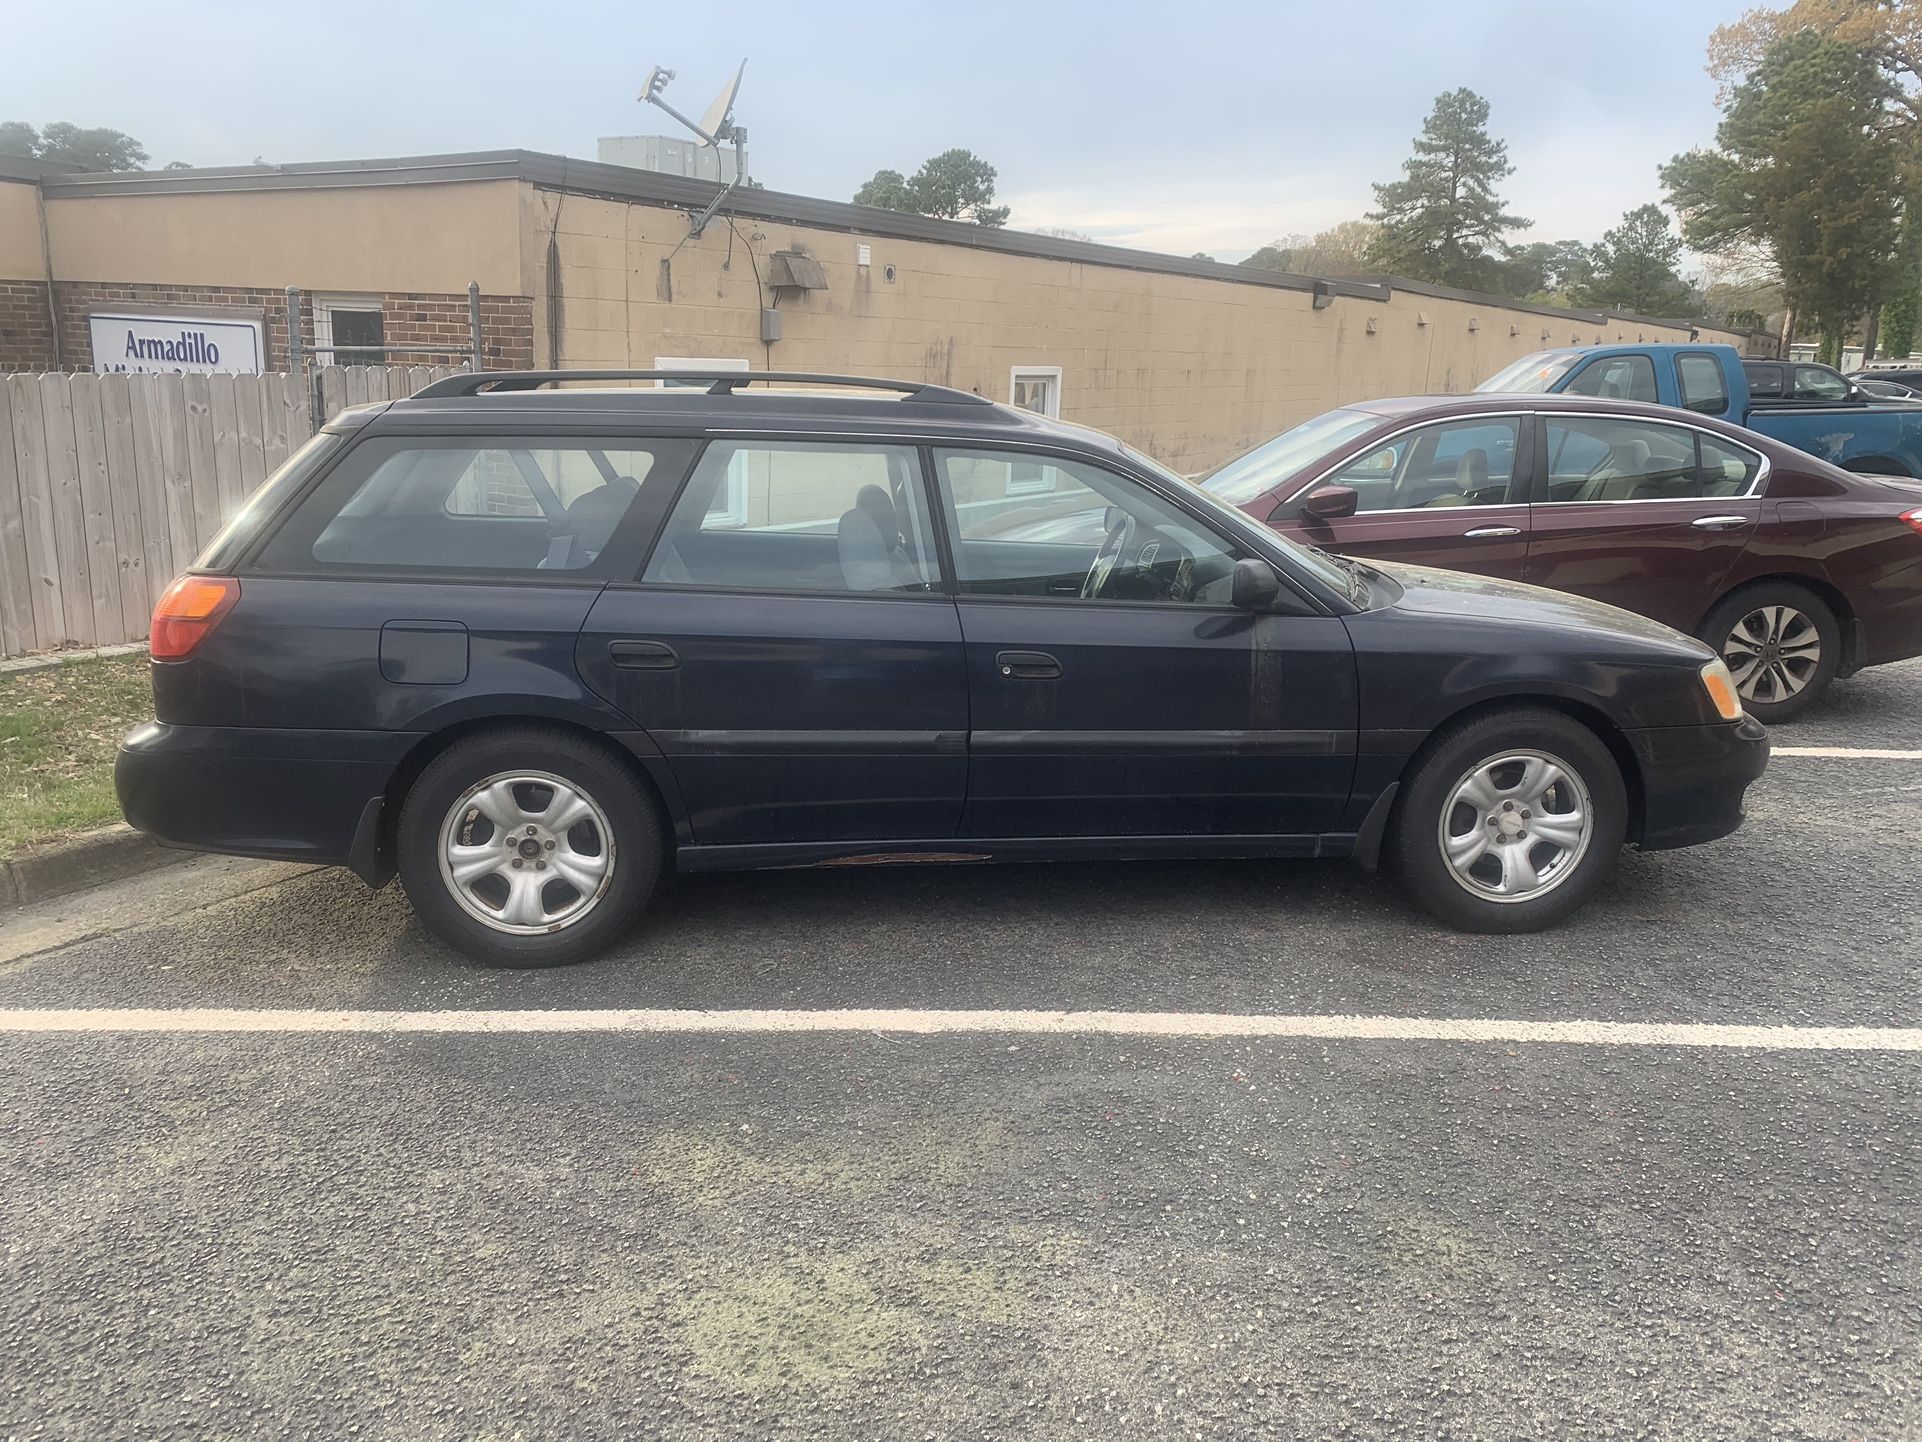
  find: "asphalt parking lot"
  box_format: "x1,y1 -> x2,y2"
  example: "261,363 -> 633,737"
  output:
4,669 -> 1921,1441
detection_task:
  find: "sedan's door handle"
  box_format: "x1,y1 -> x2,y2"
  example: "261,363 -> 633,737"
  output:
609,639 -> 679,670
1463,525 -> 1522,538
996,650 -> 1062,680
1692,514 -> 1752,531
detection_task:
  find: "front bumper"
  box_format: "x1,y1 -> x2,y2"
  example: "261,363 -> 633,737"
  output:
116,722 -> 411,878
1628,713 -> 1769,851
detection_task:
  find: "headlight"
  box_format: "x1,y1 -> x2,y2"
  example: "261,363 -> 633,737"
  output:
1699,659 -> 1743,721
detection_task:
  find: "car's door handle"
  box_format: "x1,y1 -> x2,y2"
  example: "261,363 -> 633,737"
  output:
1463,526 -> 1521,538
996,650 -> 1062,680
1692,514 -> 1752,531
609,639 -> 679,670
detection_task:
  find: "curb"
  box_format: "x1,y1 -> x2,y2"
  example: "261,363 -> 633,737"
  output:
1,824 -> 188,911
0,642 -> 148,678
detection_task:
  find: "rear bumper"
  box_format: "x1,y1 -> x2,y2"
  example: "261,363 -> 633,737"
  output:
115,722 -> 410,878
1628,714 -> 1769,851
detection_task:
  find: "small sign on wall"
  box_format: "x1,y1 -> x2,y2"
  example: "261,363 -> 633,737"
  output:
89,312 -> 264,375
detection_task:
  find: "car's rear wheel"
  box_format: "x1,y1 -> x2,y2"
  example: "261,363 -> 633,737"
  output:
1389,709 -> 1627,934
397,726 -> 664,967
1698,582 -> 1839,723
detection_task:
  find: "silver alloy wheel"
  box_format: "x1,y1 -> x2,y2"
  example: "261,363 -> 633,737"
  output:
1437,749 -> 1594,904
1721,604 -> 1821,705
436,770 -> 616,935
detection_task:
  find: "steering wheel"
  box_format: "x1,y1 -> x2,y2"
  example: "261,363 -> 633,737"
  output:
1081,513 -> 1200,602
1081,511 -> 1137,599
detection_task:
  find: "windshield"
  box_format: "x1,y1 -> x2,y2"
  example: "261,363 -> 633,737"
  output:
1197,409 -> 1380,504
1475,351 -> 1581,394
1124,441 -> 1358,598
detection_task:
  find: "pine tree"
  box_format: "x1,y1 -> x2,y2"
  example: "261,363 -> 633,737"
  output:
1663,31 -> 1901,348
1366,89 -> 1529,289
1584,205 -> 1695,316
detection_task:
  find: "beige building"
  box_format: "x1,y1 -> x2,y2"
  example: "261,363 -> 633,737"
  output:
0,150 -> 1765,476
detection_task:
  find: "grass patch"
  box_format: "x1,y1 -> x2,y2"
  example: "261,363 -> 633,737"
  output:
0,653 -> 153,856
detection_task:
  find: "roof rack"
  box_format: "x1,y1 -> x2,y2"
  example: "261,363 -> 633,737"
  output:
410,369 -> 993,405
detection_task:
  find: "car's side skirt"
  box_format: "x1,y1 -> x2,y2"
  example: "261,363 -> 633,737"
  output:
675,833 -> 1357,872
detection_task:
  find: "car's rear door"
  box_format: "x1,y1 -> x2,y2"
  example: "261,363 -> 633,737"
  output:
1271,414 -> 1533,579
1525,412 -> 1764,630
576,436 -> 969,849
931,445 -> 1355,841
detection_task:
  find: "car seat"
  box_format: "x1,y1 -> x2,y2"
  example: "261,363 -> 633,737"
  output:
837,485 -> 924,591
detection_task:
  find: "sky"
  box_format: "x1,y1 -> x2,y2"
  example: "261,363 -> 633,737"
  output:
9,0 -> 1753,263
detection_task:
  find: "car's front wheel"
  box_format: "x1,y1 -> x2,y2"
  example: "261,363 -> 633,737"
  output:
396,726 -> 664,967
1389,709 -> 1628,934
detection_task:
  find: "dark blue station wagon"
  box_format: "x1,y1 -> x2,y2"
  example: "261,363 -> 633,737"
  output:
117,371 -> 1769,966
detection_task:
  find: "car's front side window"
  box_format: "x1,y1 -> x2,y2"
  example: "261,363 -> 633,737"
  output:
1565,356 -> 1658,404
643,440 -> 936,594
1314,417 -> 1521,512
253,435 -> 695,575
1793,365 -> 1851,402
935,448 -> 1242,606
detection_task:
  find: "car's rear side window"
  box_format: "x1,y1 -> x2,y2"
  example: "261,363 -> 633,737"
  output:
252,434 -> 696,576
643,440 -> 937,594
1676,353 -> 1730,416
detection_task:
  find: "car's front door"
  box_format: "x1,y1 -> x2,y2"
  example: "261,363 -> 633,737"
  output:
1273,415 -> 1532,580
1526,413 -> 1764,630
578,437 -> 968,848
931,446 -> 1356,840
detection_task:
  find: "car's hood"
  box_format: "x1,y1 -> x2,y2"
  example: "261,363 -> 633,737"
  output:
1363,558 -> 1711,655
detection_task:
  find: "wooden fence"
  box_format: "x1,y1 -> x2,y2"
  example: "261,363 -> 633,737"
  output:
0,365 -> 458,658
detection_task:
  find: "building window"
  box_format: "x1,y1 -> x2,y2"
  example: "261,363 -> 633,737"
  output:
1006,367 -> 1064,495
1010,366 -> 1062,417
313,295 -> 385,366
655,356 -> 751,524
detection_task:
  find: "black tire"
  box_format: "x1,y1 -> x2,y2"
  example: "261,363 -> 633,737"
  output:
396,725 -> 664,967
1388,708 -> 1628,935
1697,582 -> 1840,724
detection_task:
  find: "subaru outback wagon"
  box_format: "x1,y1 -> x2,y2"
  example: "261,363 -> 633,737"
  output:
117,370 -> 1769,966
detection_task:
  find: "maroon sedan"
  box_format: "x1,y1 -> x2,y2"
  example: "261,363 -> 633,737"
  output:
1197,393 -> 1922,720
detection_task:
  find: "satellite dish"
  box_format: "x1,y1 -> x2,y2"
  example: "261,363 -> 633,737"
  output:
697,59 -> 747,145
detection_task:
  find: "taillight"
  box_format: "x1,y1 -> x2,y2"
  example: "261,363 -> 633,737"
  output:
150,575 -> 240,661
1902,508 -> 1922,536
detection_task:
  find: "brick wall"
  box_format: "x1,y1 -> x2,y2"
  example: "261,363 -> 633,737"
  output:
0,280 -> 57,371
43,281 -> 534,372
382,292 -> 534,369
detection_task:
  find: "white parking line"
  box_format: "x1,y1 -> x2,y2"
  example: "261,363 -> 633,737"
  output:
1773,746 -> 1922,759
1,1007 -> 1918,1051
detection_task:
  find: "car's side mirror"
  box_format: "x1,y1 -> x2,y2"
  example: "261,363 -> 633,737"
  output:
1300,485 -> 1359,521
1231,557 -> 1282,612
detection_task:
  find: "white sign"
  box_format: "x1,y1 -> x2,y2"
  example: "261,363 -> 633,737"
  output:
89,312 -> 264,375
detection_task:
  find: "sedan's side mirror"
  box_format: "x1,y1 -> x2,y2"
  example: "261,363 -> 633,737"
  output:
1300,485 -> 1359,521
1231,557 -> 1282,612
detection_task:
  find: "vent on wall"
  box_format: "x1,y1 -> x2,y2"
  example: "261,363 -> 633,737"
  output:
767,250 -> 828,292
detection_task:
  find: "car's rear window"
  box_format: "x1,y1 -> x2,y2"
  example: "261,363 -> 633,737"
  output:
252,434 -> 697,575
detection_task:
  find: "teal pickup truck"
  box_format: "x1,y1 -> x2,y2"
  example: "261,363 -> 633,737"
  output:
1477,343 -> 1922,477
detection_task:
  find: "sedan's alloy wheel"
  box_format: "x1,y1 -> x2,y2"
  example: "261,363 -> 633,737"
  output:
1437,750 -> 1593,903
1722,604 -> 1821,705
437,770 -> 616,934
